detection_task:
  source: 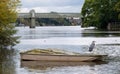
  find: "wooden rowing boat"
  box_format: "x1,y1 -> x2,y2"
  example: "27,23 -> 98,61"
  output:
20,53 -> 107,62
20,49 -> 107,62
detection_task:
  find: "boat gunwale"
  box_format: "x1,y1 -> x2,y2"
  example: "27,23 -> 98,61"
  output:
20,53 -> 107,57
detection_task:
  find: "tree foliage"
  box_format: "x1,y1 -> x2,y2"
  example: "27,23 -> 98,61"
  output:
0,0 -> 20,48
81,0 -> 120,30
114,1 -> 120,19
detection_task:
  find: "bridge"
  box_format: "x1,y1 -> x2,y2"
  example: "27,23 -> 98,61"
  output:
18,9 -> 81,28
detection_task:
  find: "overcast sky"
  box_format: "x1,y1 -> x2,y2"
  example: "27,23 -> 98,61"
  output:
19,0 -> 84,13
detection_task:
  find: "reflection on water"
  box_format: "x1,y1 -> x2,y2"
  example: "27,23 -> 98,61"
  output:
0,48 -> 17,74
31,62 -> 120,74
1,26 -> 120,74
81,33 -> 120,37
16,26 -> 120,39
21,61 -> 107,70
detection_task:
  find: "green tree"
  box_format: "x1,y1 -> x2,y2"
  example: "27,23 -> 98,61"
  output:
0,0 -> 20,48
81,0 -> 120,30
114,1 -> 120,19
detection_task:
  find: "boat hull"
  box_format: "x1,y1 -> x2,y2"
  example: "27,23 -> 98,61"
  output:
20,53 -> 107,62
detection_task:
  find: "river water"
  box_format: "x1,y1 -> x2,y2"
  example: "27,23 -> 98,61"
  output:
1,26 -> 120,74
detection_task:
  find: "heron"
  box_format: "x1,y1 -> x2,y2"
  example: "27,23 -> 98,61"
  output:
89,41 -> 95,52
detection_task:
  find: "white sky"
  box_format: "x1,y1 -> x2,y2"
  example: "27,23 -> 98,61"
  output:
19,0 -> 84,13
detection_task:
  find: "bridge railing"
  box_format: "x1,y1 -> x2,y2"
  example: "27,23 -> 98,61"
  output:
18,13 -> 81,18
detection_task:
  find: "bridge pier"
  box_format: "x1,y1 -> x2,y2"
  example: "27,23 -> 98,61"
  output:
30,10 -> 36,28
30,18 -> 35,28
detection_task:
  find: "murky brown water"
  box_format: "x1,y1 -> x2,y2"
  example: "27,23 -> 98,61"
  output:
0,26 -> 120,74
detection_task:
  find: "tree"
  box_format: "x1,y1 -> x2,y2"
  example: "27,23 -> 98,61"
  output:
0,0 -> 20,48
81,0 -> 120,30
114,1 -> 120,19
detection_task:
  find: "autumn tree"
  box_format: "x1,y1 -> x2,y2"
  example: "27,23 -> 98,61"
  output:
0,0 -> 20,48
